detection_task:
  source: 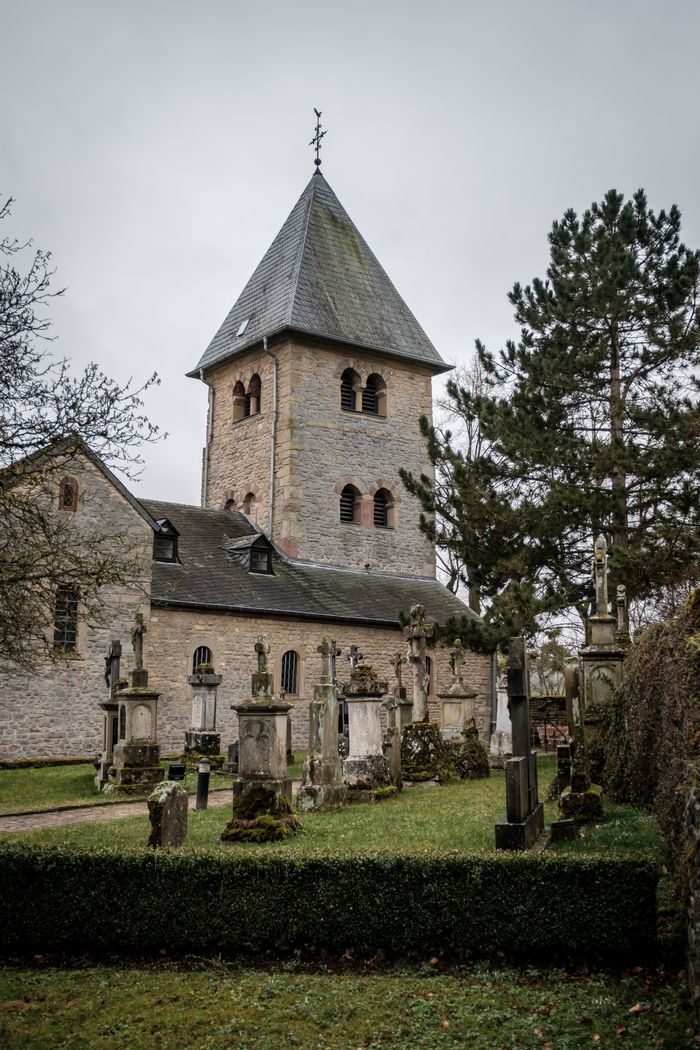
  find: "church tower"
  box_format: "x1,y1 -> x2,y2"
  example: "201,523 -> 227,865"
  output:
188,169 -> 451,578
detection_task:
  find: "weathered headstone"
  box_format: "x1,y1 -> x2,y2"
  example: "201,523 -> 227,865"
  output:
439,639 -> 478,739
495,637 -> 544,850
297,638 -> 346,811
579,536 -> 626,735
489,668 -> 513,768
185,666 -> 222,757
341,658 -> 390,799
95,638 -> 122,789
104,614 -> 162,795
404,604 -> 433,723
557,653 -> 604,823
389,651 -> 413,733
147,780 -> 188,848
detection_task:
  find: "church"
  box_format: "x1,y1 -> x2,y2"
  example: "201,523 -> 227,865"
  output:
0,163 -> 494,762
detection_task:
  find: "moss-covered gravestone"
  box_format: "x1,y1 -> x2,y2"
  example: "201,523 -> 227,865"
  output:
341,659 -> 390,800
147,781 -> 188,848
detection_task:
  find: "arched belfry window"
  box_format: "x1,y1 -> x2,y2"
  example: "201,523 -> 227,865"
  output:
373,488 -> 394,529
281,650 -> 300,695
58,477 -> 79,512
339,484 -> 360,524
362,374 -> 386,416
192,646 -> 213,673
340,368 -> 360,412
232,381 -> 246,422
246,374 -> 261,416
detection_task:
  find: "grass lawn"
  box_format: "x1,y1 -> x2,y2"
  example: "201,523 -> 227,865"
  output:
0,756 -> 664,863
0,754 -> 307,816
0,963 -> 692,1049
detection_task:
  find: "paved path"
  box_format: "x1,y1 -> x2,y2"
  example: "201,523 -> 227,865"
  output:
0,791 -> 232,833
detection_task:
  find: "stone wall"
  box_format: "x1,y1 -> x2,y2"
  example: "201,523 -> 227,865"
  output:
147,606 -> 493,756
202,334 -> 436,576
0,452 -> 154,761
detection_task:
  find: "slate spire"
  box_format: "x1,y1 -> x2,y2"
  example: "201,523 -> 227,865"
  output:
189,173 -> 449,376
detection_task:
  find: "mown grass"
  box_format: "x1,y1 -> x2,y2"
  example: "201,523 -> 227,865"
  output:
0,753 -> 307,816
0,963 -> 692,1049
0,755 -> 664,863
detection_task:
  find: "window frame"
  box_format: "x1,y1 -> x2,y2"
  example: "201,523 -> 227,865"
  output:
280,649 -> 300,695
53,585 -> 79,652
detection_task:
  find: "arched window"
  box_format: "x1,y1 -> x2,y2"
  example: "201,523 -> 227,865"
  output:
53,585 -> 79,651
340,368 -> 360,412
281,649 -> 300,695
362,374 -> 386,416
192,646 -> 213,673
339,484 -> 360,524
425,655 -> 433,696
58,477 -> 78,512
232,381 -> 246,422
245,374 -> 261,417
373,488 -> 394,528
224,498 -> 236,512
242,492 -> 257,519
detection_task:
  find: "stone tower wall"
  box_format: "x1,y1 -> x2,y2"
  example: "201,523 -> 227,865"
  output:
203,335 -> 436,576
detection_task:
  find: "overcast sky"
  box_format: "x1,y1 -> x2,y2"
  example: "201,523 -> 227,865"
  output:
3,0 -> 699,504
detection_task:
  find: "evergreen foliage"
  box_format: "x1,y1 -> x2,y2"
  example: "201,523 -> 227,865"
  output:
404,190 -> 700,641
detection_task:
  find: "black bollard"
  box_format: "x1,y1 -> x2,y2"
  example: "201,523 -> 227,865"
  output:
195,757 -> 210,811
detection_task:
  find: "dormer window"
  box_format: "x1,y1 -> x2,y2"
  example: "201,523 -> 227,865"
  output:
250,547 -> 273,574
153,518 -> 179,562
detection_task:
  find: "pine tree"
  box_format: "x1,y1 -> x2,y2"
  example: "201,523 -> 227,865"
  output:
407,189 -> 700,642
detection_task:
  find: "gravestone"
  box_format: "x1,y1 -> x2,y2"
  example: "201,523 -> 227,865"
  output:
495,637 -> 545,850
95,638 -> 122,789
341,658 -> 390,799
297,638 -> 346,811
221,636 -> 295,842
579,536 -> 626,737
489,668 -> 513,768
147,781 -> 188,848
404,604 -> 433,722
105,614 -> 162,795
185,667 -> 222,757
558,647 -> 604,823
439,639 -> 478,739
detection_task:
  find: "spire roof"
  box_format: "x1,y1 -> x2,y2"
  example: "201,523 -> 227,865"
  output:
188,172 -> 450,376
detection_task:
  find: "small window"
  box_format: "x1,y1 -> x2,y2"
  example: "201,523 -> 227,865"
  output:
373,488 -> 394,529
362,374 -> 386,415
244,374 -> 261,417
225,499 -> 236,511
425,655 -> 433,695
233,381 -> 246,422
58,478 -> 78,512
154,535 -> 177,562
250,548 -> 272,574
340,368 -> 359,412
192,646 -> 213,673
281,650 -> 300,694
340,484 -> 360,524
242,492 -> 257,518
53,585 -> 79,651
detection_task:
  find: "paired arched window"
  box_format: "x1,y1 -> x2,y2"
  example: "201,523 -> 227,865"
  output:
281,649 -> 300,694
58,477 -> 78,512
340,370 -> 386,415
53,585 -> 79,651
192,646 -> 213,673
242,492 -> 257,519
233,375 -> 261,421
339,484 -> 361,524
373,488 -> 394,529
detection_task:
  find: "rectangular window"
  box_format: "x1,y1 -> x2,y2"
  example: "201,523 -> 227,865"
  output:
250,549 -> 272,574
154,535 -> 177,562
53,586 -> 79,651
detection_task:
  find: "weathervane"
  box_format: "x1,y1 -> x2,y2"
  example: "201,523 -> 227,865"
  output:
309,107 -> 326,170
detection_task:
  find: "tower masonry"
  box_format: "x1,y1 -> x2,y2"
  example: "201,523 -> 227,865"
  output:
190,171 -> 451,577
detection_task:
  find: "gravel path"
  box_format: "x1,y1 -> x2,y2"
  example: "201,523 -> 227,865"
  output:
0,790 -> 232,833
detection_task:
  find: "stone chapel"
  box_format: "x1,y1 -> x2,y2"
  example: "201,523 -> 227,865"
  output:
0,168 -> 494,762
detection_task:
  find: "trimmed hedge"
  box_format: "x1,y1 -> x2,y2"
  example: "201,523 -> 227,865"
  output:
0,844 -> 657,957
0,757 -> 94,770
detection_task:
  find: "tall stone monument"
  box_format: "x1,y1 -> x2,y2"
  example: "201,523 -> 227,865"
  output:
297,638 -> 346,811
341,650 -> 390,798
105,614 -> 162,794
580,536 -> 626,732
495,637 -> 544,850
558,656 -> 604,823
185,666 -> 222,758
404,603 -> 433,722
489,666 -> 513,768
95,638 -> 122,789
439,639 -> 478,739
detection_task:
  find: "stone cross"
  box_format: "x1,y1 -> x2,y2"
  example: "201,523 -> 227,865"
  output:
593,534 -> 609,616
255,635 -> 270,673
104,639 -> 122,693
389,651 -> 405,689
450,638 -> 464,679
317,637 -> 334,683
329,641 -> 341,684
131,614 -> 147,672
404,604 -> 433,723
347,645 -> 364,671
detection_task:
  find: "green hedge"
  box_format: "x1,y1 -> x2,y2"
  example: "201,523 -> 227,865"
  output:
0,757 -> 94,770
0,844 -> 657,956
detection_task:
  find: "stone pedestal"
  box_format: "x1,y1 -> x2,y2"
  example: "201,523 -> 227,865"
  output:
439,678 -> 477,741
105,677 -> 161,795
342,666 -> 390,796
185,672 -> 221,757
297,676 -> 346,812
232,699 -> 293,804
489,672 -> 513,768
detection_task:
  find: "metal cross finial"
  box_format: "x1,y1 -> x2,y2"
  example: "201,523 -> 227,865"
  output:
309,108 -> 326,170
